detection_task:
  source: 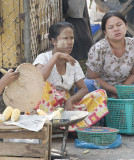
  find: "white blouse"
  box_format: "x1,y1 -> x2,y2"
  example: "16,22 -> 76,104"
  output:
33,51 -> 85,91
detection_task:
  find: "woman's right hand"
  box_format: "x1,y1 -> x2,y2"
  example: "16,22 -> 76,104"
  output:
55,52 -> 76,66
2,69 -> 19,86
110,94 -> 118,99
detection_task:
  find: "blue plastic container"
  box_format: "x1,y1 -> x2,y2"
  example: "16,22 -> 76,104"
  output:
91,24 -> 101,35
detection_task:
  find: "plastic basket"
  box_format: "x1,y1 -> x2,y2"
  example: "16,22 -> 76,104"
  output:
115,85 -> 134,99
105,98 -> 134,134
76,126 -> 119,146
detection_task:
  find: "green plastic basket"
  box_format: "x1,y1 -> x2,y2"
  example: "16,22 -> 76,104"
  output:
76,127 -> 119,146
115,85 -> 134,99
106,98 -> 134,134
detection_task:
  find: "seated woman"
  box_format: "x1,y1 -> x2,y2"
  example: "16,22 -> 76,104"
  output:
33,22 -> 108,131
86,11 -> 134,98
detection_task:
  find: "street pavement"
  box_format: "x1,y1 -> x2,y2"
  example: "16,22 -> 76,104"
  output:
52,134 -> 134,160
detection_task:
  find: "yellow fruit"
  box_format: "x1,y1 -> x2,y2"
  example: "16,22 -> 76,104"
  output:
53,110 -> 61,119
52,107 -> 64,120
37,109 -> 47,116
0,68 -> 7,74
11,108 -> 20,122
2,106 -> 13,121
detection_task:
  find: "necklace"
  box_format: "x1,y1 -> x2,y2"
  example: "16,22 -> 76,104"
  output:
61,75 -> 63,83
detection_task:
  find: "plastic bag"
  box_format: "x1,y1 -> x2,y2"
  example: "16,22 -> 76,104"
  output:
75,134 -> 121,149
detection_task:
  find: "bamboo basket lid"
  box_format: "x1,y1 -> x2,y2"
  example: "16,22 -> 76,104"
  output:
3,63 -> 44,112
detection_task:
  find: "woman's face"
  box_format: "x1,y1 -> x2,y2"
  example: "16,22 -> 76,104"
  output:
104,16 -> 127,42
52,27 -> 74,54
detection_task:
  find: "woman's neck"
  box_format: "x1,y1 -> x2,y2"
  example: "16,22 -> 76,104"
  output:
107,38 -> 126,58
108,38 -> 125,49
52,48 -> 66,64
52,48 -> 57,55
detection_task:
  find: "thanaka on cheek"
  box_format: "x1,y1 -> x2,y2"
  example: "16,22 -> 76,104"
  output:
57,39 -> 67,48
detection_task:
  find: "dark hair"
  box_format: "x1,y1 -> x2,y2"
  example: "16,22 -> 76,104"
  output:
101,11 -> 127,31
48,22 -> 74,40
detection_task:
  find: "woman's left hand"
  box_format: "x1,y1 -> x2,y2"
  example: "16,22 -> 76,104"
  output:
64,99 -> 73,111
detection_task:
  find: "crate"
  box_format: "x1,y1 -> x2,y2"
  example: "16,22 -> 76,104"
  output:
106,98 -> 134,134
0,123 -> 52,160
115,85 -> 134,99
76,126 -> 119,146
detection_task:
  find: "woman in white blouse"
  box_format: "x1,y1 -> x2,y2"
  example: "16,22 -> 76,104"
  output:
33,22 -> 108,131
86,11 -> 134,98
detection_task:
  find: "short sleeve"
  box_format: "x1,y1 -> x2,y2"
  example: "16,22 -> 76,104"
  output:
86,42 -> 104,73
74,61 -> 85,82
33,51 -> 52,66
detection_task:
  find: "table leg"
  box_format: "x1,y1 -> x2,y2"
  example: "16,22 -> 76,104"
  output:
61,125 -> 69,157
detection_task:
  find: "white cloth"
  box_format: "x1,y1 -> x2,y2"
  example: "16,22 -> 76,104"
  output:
33,51 -> 85,91
86,37 -> 134,85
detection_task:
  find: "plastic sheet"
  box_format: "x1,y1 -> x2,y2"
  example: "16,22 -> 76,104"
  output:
75,134 -> 121,149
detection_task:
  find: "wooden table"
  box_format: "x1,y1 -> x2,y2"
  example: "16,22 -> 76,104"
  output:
0,123 -> 52,160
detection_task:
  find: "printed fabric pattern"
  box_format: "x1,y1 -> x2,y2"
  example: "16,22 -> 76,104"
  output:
36,81 -> 109,131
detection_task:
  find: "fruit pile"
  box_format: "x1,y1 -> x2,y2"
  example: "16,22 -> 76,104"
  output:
0,106 -> 20,122
0,106 -> 64,123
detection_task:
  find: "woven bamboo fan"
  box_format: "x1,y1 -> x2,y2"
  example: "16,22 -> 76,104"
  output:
3,63 -> 44,112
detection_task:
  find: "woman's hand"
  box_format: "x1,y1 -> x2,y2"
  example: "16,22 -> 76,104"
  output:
0,69 -> 19,95
55,52 -> 76,66
110,94 -> 118,99
64,98 -> 73,111
2,69 -> 19,86
64,79 -> 88,111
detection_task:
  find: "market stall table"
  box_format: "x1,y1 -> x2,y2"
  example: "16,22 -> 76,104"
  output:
0,123 -> 52,160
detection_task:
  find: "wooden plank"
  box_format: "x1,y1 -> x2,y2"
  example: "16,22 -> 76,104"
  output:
94,0 -> 110,12
0,142 -> 48,158
41,123 -> 52,160
119,0 -> 133,15
0,157 -> 45,160
0,124 -> 22,130
0,128 -> 48,139
127,25 -> 134,36
48,124 -> 52,160
93,29 -> 103,42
